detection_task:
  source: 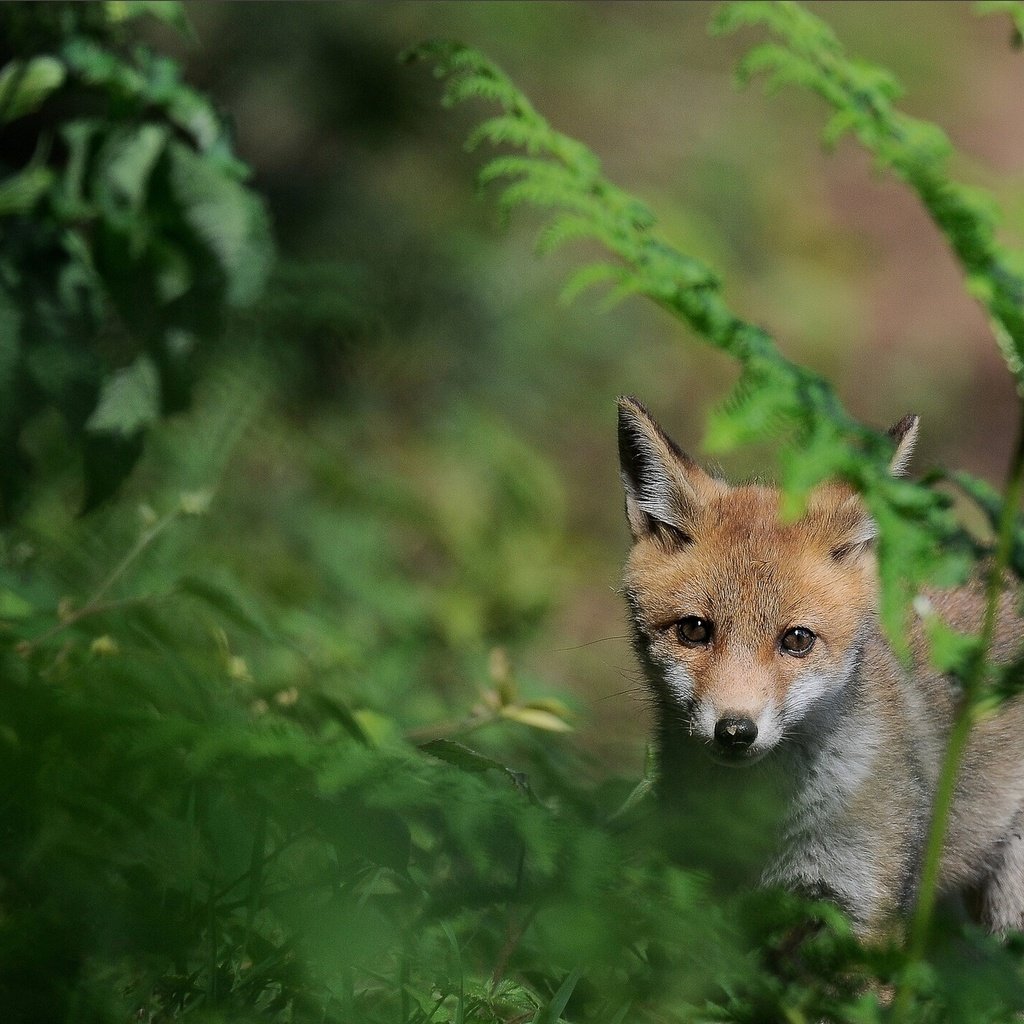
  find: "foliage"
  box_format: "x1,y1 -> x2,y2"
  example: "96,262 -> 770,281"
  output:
3,3 -> 1024,1024
0,1 -> 272,517
409,1 -> 1024,1019
404,36 -> 977,652
0,379 -> 593,1023
712,0 -> 1024,391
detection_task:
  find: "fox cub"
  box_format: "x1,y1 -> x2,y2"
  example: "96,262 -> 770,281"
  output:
617,395 -> 1024,938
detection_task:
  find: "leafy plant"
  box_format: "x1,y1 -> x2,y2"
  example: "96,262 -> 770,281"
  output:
410,0 -> 1024,1017
0,1 -> 272,516
4,3 -> 1024,1024
404,36 -> 972,652
0,385 -> 589,1023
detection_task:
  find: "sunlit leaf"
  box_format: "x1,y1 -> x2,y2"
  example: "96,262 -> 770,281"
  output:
86,355 -> 161,436
0,56 -> 65,123
500,705 -> 573,732
168,142 -> 274,306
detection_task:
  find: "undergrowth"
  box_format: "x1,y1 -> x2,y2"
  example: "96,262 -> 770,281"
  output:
2,2 -> 1024,1023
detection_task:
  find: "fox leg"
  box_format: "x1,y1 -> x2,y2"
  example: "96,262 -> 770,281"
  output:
976,811 -> 1024,934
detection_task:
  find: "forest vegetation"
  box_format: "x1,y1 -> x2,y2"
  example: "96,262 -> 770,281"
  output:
2,2 -> 1024,1021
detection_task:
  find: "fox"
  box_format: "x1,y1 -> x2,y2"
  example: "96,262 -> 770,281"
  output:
617,395 -> 1024,939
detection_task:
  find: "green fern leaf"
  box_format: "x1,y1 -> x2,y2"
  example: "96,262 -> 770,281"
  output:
975,0 -> 1024,39
559,263 -> 627,305
467,115 -> 545,153
717,0 -> 1024,389
412,32 -> 977,652
535,213 -> 614,256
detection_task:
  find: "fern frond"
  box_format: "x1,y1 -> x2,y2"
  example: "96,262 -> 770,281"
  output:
975,0 -> 1024,39
599,273 -> 659,311
496,177 -> 598,220
476,154 -> 554,186
467,115 -> 548,154
559,262 -> 628,305
716,0 -> 1024,389
414,12 -> 1024,995
441,73 -> 520,111
735,42 -> 819,94
535,214 -> 613,256
480,156 -> 655,254
411,34 -> 977,643
480,156 -> 596,201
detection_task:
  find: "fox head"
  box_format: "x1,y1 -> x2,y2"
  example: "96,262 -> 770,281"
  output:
617,396 -> 918,765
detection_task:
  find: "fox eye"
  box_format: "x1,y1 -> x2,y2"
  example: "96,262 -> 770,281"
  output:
677,616 -> 714,647
780,626 -> 816,657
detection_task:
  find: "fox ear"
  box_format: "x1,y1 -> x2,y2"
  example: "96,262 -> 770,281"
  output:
617,396 -> 702,543
887,413 -> 919,477
828,493 -> 879,560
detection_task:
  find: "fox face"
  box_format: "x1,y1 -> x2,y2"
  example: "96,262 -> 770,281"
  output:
618,396 -> 917,766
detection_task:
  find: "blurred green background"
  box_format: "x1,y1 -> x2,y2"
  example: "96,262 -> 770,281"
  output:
155,1 -> 1023,765
11,0 -> 1024,769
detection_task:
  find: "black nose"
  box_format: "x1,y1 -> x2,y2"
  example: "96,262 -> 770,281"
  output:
714,716 -> 757,751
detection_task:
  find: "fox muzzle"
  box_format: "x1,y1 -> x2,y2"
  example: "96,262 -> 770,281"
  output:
713,715 -> 758,754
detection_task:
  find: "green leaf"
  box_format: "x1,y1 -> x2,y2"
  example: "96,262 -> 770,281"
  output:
0,587 -> 35,620
500,705 -> 572,733
104,0 -> 194,37
95,123 -> 168,212
0,166 -> 55,216
440,922 -> 466,1024
420,739 -> 512,774
60,37 -> 146,99
420,739 -> 536,798
177,573 -> 276,639
531,967 -> 582,1024
167,141 -> 274,306
56,120 -> 102,216
303,693 -> 370,746
86,355 -> 161,436
609,773 -> 655,822
559,262 -> 625,304
0,56 -> 65,124
81,431 -> 145,512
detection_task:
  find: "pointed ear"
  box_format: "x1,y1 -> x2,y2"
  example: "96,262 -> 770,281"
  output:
828,492 -> 878,561
887,413 -> 919,477
617,396 -> 703,543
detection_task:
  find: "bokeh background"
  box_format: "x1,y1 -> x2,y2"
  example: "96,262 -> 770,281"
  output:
105,1 -> 1024,766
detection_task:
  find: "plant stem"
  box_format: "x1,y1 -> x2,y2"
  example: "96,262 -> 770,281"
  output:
90,504 -> 183,606
18,504 -> 182,655
894,409 -> 1024,1016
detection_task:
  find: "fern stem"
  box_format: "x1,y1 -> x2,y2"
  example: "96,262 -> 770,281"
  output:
895,409 -> 1024,1015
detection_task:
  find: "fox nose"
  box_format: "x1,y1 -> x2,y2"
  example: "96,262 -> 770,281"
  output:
714,716 -> 758,751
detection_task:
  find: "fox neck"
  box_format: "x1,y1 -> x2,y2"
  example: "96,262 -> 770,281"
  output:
779,642 -> 879,820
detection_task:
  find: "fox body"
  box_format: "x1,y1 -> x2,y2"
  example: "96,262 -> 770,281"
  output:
617,396 -> 1024,937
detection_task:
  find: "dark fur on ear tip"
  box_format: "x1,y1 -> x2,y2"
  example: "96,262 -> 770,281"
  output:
887,413 -> 920,442
616,395 -> 692,468
887,413 -> 920,477
617,397 -> 648,485
616,395 -> 701,540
